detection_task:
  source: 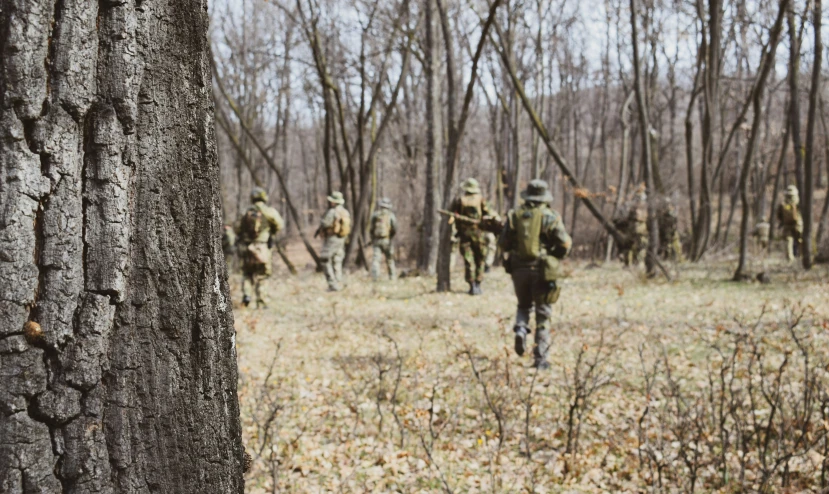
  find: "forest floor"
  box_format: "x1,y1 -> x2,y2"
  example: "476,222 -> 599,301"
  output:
232,247 -> 829,493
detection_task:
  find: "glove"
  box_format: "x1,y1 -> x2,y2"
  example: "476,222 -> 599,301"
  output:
547,280 -> 557,292
267,237 -> 274,249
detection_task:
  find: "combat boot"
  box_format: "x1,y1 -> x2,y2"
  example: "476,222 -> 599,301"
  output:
474,281 -> 483,295
242,295 -> 251,307
514,326 -> 529,356
533,359 -> 551,370
467,282 -> 476,295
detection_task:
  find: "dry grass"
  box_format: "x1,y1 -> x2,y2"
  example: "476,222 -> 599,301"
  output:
233,252 -> 829,493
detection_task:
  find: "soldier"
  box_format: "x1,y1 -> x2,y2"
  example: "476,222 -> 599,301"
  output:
657,200 -> 683,262
484,232 -> 498,273
500,180 -> 572,370
318,191 -> 351,291
628,190 -> 649,267
222,224 -> 237,270
236,187 -> 284,308
776,185 -> 803,261
370,197 -> 398,281
447,178 -> 497,295
753,217 -> 771,251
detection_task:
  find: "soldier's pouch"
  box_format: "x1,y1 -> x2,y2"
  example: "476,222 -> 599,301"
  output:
503,255 -> 513,274
541,256 -> 560,282
247,243 -> 271,265
545,284 -> 562,305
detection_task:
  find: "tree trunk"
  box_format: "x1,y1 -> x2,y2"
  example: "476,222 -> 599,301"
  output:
733,0 -> 788,279
802,0 -> 821,269
0,1 -> 244,492
630,0 -> 659,277
787,6 -> 805,196
418,0 -> 441,275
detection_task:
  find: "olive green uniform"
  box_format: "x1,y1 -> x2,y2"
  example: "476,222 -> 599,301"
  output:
777,187 -> 802,261
448,192 -> 496,288
320,203 -> 350,291
370,207 -> 398,281
501,186 -> 572,369
657,204 -> 683,262
237,201 -> 284,308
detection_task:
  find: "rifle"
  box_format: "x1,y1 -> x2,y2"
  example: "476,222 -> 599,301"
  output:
438,209 -> 480,225
438,209 -> 503,234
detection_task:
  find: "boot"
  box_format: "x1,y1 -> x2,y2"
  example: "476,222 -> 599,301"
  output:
242,295 -> 251,307
533,359 -> 551,370
514,326 -> 529,356
473,282 -> 483,295
468,282 -> 476,295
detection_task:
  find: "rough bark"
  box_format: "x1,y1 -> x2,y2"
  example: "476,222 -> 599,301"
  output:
418,0 -> 441,274
0,1 -> 244,492
802,0 -> 821,269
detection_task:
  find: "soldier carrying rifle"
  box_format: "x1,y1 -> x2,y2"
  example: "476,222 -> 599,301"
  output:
442,178 -> 500,295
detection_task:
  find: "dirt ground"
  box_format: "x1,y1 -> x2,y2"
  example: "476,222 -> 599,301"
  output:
232,247 -> 829,493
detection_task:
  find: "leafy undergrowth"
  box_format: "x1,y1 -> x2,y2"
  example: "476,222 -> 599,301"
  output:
233,258 -> 829,493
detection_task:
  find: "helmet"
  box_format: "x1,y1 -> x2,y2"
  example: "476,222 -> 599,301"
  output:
461,178 -> 481,194
251,187 -> 268,203
378,197 -> 392,209
327,191 -> 345,205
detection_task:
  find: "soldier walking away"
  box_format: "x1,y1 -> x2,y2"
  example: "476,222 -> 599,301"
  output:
500,180 -> 572,370
222,224 -> 237,271
628,190 -> 649,267
657,200 -> 684,262
447,178 -> 498,295
777,185 -> 803,261
318,191 -> 351,291
484,232 -> 498,272
236,188 -> 284,308
370,197 -> 398,281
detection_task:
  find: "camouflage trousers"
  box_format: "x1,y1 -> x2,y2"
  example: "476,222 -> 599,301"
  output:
241,242 -> 272,307
459,234 -> 487,284
484,232 -> 497,270
322,236 -> 346,290
511,267 -> 560,363
371,238 -> 396,281
783,226 -> 802,261
626,233 -> 648,267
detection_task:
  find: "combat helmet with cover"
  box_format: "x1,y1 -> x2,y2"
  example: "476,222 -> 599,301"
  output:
251,187 -> 268,203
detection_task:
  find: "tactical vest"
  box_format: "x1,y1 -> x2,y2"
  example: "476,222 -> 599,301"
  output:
239,206 -> 264,243
372,211 -> 392,238
512,205 -> 544,262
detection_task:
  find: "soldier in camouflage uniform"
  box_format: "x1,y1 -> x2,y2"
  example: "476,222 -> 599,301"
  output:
448,178 -> 497,295
500,180 -> 572,370
628,190 -> 649,267
236,188 -> 284,308
370,197 -> 398,281
318,191 -> 351,291
484,232 -> 498,273
222,224 -> 237,271
657,200 -> 683,262
777,185 -> 803,261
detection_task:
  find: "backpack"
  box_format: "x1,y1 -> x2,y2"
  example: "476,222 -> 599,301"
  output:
459,194 -> 484,220
512,205 -> 544,261
372,211 -> 391,238
239,206 -> 264,242
781,203 -> 799,226
333,207 -> 352,238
